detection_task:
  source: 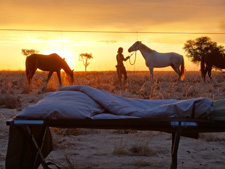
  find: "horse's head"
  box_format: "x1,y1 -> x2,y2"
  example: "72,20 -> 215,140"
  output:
128,41 -> 141,53
67,69 -> 74,85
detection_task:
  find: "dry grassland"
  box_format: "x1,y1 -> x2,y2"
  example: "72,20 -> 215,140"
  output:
1,70 -> 225,110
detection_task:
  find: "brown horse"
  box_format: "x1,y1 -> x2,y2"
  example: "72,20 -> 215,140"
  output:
26,53 -> 74,92
201,51 -> 225,82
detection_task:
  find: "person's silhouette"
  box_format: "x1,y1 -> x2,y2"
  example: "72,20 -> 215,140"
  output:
116,47 -> 130,86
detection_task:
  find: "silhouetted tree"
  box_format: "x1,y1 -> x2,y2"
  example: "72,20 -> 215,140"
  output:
79,53 -> 93,72
21,49 -> 39,57
183,36 -> 224,64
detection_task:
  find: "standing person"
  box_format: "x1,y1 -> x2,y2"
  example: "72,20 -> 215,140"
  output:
116,47 -> 130,86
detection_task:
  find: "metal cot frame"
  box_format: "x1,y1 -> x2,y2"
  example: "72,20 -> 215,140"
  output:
6,118 -> 225,169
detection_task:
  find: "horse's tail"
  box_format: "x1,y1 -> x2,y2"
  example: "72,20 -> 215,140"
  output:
25,55 -> 34,84
201,55 -> 206,82
180,56 -> 185,81
25,57 -> 30,84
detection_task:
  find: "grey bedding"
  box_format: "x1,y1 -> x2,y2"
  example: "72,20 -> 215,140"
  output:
17,85 -> 213,120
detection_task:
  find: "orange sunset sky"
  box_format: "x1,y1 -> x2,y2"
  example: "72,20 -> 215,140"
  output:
0,0 -> 225,71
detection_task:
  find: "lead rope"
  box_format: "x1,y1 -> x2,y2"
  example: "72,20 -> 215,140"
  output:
129,51 -> 137,65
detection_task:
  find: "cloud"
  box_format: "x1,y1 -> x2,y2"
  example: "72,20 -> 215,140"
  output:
0,0 -> 224,33
99,40 -> 118,44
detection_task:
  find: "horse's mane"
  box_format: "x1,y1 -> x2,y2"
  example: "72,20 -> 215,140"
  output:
60,57 -> 72,73
50,53 -> 60,57
50,53 -> 72,72
140,43 -> 155,53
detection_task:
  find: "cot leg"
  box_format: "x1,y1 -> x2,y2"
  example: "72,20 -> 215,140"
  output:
170,128 -> 182,169
24,125 -> 49,169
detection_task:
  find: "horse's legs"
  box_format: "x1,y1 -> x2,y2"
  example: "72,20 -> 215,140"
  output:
26,68 -> 37,93
41,71 -> 53,92
171,64 -> 181,81
202,69 -> 207,83
149,67 -> 154,81
56,70 -> 62,88
203,64 -> 212,83
207,66 -> 213,82
27,68 -> 37,84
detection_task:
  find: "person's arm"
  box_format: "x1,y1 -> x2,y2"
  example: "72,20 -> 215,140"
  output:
124,55 -> 130,61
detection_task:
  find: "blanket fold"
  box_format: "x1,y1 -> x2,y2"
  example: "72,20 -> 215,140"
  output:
17,85 -> 213,120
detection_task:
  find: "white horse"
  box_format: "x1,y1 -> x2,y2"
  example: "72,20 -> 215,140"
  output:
128,41 -> 185,81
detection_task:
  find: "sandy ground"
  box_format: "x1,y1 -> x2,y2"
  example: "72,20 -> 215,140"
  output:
1,107 -> 225,169
1,71 -> 225,169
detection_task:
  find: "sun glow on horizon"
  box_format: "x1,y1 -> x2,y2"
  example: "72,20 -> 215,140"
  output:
0,30 -> 224,71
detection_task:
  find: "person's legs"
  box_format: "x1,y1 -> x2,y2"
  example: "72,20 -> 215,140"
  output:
121,66 -> 127,85
116,66 -> 122,86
